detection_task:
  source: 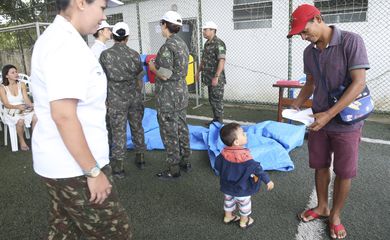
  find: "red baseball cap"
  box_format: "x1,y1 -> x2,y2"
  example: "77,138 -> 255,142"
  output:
287,4 -> 321,38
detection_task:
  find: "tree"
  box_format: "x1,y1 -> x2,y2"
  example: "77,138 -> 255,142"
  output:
0,1 -> 56,50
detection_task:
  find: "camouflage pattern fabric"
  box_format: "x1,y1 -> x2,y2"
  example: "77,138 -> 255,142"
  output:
154,34 -> 191,166
42,165 -> 132,240
201,36 -> 226,121
100,43 -> 146,172
154,34 -> 189,113
208,84 -> 225,122
201,36 -> 226,85
157,109 -> 191,165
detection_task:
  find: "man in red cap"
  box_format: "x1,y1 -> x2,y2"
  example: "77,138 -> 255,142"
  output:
287,4 -> 370,239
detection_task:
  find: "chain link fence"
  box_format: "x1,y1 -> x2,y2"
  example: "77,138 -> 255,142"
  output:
1,0 -> 389,112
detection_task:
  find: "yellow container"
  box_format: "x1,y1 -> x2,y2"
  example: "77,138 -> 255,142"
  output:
186,54 -> 195,85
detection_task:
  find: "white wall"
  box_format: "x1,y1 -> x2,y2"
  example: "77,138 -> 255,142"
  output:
138,0 -> 198,54
88,4 -> 139,51
201,0 -> 293,103
88,0 -> 390,111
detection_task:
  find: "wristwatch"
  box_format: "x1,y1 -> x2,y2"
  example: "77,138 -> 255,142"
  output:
83,164 -> 101,178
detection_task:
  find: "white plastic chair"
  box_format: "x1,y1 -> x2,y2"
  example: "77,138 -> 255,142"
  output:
18,73 -> 32,97
0,81 -> 31,152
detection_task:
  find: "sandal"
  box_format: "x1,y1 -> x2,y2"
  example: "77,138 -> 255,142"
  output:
223,215 -> 240,224
329,223 -> 347,239
240,217 -> 254,229
298,208 -> 328,223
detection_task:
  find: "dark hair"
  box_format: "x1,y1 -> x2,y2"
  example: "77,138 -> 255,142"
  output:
160,20 -> 181,34
2,64 -> 17,86
113,30 -> 128,42
93,29 -> 102,38
56,0 -> 95,12
220,122 -> 241,146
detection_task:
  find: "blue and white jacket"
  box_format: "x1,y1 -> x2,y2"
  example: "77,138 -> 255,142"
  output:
215,146 -> 271,197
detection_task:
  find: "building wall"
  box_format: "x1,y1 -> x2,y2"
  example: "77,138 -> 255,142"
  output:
87,0 -> 390,111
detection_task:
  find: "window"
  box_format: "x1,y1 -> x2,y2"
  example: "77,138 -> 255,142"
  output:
106,13 -> 123,25
233,0 -> 272,30
314,0 -> 368,23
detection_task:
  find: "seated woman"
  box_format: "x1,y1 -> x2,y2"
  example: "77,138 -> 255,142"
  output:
0,64 -> 37,151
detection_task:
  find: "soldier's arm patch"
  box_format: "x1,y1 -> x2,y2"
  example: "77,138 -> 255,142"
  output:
218,45 -> 226,55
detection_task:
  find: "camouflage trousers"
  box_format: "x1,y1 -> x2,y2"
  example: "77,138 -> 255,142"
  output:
157,108 -> 191,166
208,84 -> 225,122
108,105 -> 146,172
41,165 -> 132,240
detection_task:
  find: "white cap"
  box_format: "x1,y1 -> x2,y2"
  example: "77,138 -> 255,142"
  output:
161,11 -> 183,26
97,21 -> 111,31
107,0 -> 124,7
202,21 -> 218,30
112,22 -> 129,37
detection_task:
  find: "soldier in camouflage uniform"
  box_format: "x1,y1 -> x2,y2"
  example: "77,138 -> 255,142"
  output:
149,11 -> 191,179
196,21 -> 226,124
100,22 -> 147,178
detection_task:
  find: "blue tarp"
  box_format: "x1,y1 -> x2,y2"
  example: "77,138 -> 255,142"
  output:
126,108 -> 306,172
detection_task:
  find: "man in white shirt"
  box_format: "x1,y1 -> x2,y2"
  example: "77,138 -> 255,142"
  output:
91,20 -> 112,59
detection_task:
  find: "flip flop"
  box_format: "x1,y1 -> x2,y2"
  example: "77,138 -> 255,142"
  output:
223,215 -> 240,224
329,223 -> 347,239
240,217 -> 254,229
298,208 -> 328,223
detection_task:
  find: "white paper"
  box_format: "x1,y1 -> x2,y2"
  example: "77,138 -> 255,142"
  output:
282,108 -> 314,126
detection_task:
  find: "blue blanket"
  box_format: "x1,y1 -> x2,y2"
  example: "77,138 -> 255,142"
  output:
127,108 -> 306,172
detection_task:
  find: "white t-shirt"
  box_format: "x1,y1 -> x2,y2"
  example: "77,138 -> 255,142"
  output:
90,40 -> 107,59
31,15 -> 109,179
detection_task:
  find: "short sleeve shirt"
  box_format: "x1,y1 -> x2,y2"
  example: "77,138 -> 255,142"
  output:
31,15 -> 109,178
90,40 -> 107,59
100,43 -> 143,108
201,36 -> 226,84
303,26 -> 370,132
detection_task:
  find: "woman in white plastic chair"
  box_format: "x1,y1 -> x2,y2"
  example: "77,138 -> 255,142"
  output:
0,64 -> 37,151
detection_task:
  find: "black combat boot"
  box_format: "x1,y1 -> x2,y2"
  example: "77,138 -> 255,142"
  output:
179,157 -> 192,173
135,153 -> 145,170
156,164 -> 181,179
112,170 -> 125,179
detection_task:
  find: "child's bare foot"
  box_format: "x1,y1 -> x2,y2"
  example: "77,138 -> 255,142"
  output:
240,216 -> 254,229
223,215 -> 240,224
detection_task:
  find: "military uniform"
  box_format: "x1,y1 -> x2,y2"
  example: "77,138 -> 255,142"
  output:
43,165 -> 132,239
100,43 -> 146,173
201,36 -> 226,122
154,34 -> 191,173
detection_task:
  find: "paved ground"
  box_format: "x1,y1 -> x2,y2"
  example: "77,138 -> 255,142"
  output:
0,99 -> 389,240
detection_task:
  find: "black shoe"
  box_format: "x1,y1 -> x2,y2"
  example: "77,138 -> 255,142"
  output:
136,161 -> 145,170
135,153 -> 145,170
205,119 -> 223,126
113,170 -> 125,179
179,163 -> 192,173
156,170 -> 181,179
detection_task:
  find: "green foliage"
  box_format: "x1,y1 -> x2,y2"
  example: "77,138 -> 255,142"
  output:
0,1 -> 55,50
